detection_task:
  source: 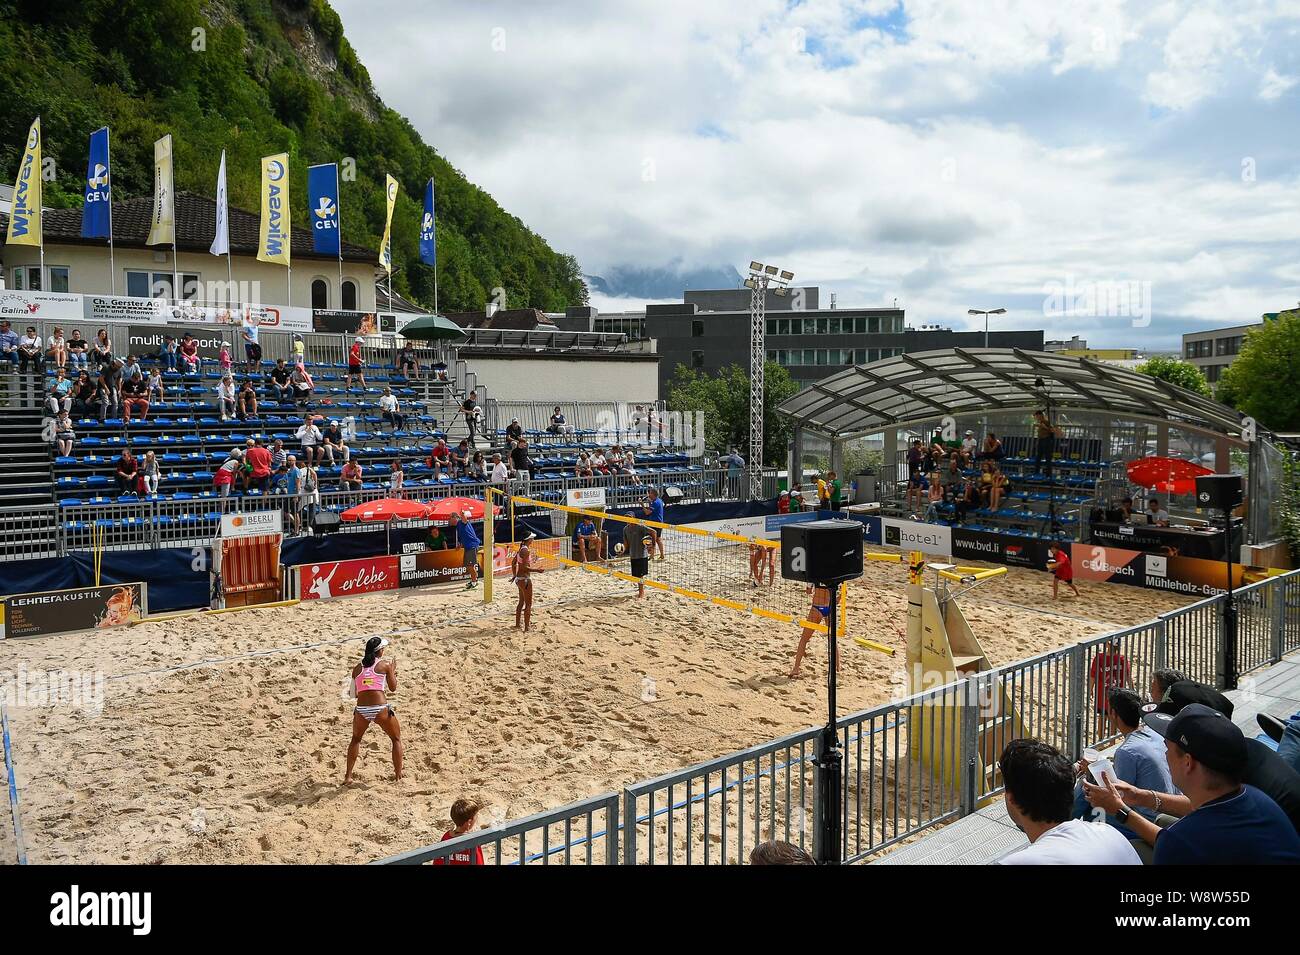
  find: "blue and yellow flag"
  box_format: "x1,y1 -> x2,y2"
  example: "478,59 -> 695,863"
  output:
7,117 -> 43,248
257,153 -> 291,266
379,174 -> 398,274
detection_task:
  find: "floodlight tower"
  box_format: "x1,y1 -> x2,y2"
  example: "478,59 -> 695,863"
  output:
745,261 -> 794,500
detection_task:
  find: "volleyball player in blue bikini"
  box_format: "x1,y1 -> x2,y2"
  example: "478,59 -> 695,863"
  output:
789,584 -> 840,679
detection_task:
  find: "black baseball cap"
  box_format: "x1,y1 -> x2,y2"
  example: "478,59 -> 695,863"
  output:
1155,680 -> 1234,718
1144,703 -> 1247,777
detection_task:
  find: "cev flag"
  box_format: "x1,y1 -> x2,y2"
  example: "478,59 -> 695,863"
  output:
6,117 -> 43,248
379,174 -> 398,274
146,134 -> 174,247
81,127 -> 112,239
419,177 -> 436,266
257,153 -> 291,266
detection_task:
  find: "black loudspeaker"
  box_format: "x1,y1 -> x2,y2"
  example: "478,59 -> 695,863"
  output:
780,519 -> 864,585
1195,474 -> 1244,511
662,486 -> 685,503
313,511 -> 342,534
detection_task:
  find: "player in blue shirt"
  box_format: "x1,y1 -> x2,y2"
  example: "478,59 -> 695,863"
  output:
451,511 -> 481,589
645,487 -> 666,560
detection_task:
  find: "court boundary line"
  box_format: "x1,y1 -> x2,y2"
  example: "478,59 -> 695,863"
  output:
1,703 -> 26,865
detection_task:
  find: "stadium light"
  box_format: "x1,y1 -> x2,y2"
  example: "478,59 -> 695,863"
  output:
750,261 -> 765,272
967,307 -> 1007,348
744,259 -> 794,501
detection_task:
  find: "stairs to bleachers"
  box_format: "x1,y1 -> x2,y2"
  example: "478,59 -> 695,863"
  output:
0,403 -> 58,554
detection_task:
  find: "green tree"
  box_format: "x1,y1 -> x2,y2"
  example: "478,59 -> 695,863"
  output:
1215,314 -> 1300,431
1134,356 -> 1211,397
665,362 -> 799,467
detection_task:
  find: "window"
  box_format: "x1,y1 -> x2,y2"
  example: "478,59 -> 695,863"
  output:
693,320 -> 705,338
312,279 -> 329,310
47,267 -> 69,292
1215,336 -> 1242,357
342,279 -> 358,311
828,317 -> 840,335
12,266 -> 38,290
803,348 -> 815,365
778,319 -> 790,335
125,271 -> 200,300
691,350 -> 705,368
854,349 -> 866,364
816,317 -> 827,334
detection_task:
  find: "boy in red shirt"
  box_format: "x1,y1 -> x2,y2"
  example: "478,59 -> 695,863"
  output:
346,336 -> 366,389
1046,542 -> 1080,599
433,798 -> 484,865
244,440 -> 273,494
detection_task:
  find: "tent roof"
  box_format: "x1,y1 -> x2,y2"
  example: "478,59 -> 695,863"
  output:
777,348 -> 1247,440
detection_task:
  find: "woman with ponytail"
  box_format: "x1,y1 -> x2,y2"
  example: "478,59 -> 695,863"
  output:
344,636 -> 403,783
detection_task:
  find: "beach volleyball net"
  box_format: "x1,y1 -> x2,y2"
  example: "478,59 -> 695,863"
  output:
504,494 -> 893,656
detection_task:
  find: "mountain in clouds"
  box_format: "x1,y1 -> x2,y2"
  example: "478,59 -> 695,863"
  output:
585,262 -> 744,300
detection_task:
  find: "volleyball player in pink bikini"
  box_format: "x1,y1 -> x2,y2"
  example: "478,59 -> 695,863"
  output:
344,636 -> 403,783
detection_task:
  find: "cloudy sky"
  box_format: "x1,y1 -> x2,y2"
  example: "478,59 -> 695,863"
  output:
333,0 -> 1300,349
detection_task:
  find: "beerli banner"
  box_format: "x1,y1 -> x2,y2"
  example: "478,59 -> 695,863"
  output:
1,583 -> 145,639
1070,543 -> 1283,598
297,556 -> 398,601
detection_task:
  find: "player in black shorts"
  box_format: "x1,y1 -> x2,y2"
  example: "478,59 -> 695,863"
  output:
622,505 -> 655,598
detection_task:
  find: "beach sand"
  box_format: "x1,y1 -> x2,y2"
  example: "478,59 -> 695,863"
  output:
0,550 -> 1194,864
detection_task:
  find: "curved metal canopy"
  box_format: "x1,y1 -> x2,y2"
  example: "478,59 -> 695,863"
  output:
777,348 -> 1246,441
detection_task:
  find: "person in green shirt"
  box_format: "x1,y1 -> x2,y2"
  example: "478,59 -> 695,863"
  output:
425,524 -> 449,551
827,470 -> 842,512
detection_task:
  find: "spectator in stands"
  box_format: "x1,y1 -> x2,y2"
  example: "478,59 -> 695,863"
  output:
0,320 -> 19,368
114,449 -> 139,496
749,840 -> 815,865
378,387 -> 406,432
45,326 -> 67,370
461,389 -> 478,437
624,447 -> 641,484
723,449 -> 745,495
236,379 -> 259,421
100,358 -> 123,419
450,511 -> 481,590
340,458 -> 363,493
91,328 -> 113,370
591,448 -> 609,475
216,374 -> 237,421
241,313 -> 262,373
90,372 -> 112,424
1149,668 -> 1189,706
961,429 -> 978,459
1072,688 -> 1175,831
292,333 -> 305,366
390,457 -> 405,495
505,417 -> 524,447
69,370 -> 95,418
290,363 -> 314,406
953,476 -> 979,522
158,334 -> 177,373
268,358 -> 292,403
346,336 -> 366,388
48,367 -> 73,413
65,329 -> 88,371
146,366 -> 164,404
141,450 -> 161,496
575,451 -> 593,477
996,739 -> 1141,865
296,416 -> 323,467
490,453 -> 508,487
427,437 -> 451,479
1086,705 -> 1300,864
122,372 -> 150,424
1145,496 -> 1170,527
284,455 -> 303,532
978,431 -> 1003,462
53,412 -> 75,458
122,353 -> 142,384
213,449 -> 240,498
17,325 -> 41,374
453,438 -> 472,477
301,465 -> 320,529
269,439 -> 288,484
397,342 -> 418,380
432,799 -> 484,866
218,340 -> 233,376
177,334 -> 199,373
946,452 -> 965,489
609,445 -> 626,473
548,406 -> 566,434
1032,410 -> 1061,470
906,446 -> 926,514
245,439 -> 273,494
510,437 -> 533,487
468,450 -> 487,482
320,420 -> 349,466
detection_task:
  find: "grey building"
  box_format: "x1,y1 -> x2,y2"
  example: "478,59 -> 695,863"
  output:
1181,320 -> 1261,385
561,288 -> 1043,392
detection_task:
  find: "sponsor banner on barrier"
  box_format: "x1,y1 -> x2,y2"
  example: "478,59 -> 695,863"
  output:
566,486 -> 608,509
1070,543 -> 1283,597
492,539 -> 562,577
681,514 -> 769,541
297,556 -> 399,601
0,583 -> 146,639
83,295 -> 169,325
221,511 -> 283,538
398,548 -> 476,587
952,528 -> 1051,570
313,309 -> 380,335
149,301 -> 310,333
127,325 -> 229,359
0,290 -> 84,321
882,518 -> 953,556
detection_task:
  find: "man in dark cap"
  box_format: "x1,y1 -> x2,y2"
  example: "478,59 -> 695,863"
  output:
1086,704 -> 1300,864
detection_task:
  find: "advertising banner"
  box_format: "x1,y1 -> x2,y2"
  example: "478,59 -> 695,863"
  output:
127,325 -> 228,360
0,290 -> 84,321
881,518 -> 953,557
398,548 -> 478,587
0,583 -> 145,639
566,486 -> 608,510
313,309 -> 380,335
221,511 -> 283,538
307,163 -> 341,256
1070,543 -> 1283,598
297,556 -> 399,601
951,528 -> 1051,570
84,296 -> 169,325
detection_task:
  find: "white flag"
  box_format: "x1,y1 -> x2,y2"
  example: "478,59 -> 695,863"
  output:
211,149 -> 229,256
146,134 -> 174,247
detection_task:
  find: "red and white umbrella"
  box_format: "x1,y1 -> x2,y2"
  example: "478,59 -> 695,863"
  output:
1125,456 -> 1214,496
423,496 -> 500,523
340,498 -> 430,522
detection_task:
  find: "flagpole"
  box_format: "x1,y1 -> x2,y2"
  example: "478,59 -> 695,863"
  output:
37,117 -> 44,291
105,127 -> 116,295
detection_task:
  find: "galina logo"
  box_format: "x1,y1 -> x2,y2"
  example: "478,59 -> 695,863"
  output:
314,196 -> 336,221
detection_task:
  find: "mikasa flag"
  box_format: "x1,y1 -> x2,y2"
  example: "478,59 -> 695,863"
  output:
257,152 -> 291,266
145,134 -> 175,246
379,174 -> 398,274
6,117 -> 42,247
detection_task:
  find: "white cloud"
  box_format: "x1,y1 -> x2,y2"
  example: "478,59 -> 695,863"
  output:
1260,66 -> 1299,99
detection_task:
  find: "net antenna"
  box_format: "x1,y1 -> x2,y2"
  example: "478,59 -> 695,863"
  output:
745,262 -> 794,500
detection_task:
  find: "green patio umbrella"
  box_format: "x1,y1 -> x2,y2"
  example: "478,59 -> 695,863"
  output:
397,314 -> 468,342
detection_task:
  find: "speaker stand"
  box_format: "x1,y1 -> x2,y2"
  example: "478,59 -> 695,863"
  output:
813,580 -> 842,865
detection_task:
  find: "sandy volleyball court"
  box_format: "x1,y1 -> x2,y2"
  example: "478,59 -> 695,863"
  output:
0,551 -> 1194,864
